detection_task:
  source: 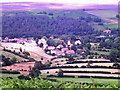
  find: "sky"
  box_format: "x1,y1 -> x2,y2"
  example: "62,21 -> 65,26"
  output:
0,0 -> 119,5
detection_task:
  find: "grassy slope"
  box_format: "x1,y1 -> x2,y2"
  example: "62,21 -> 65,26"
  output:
2,51 -> 29,61
85,10 -> 117,19
86,9 -> 118,30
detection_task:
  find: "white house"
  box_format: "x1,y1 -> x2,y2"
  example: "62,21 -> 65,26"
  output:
75,40 -> 81,45
56,44 -> 64,49
47,46 -> 55,50
67,40 -> 71,45
38,38 -> 47,45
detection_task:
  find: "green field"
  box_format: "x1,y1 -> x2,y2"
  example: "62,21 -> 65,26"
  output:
0,74 -> 119,86
48,77 -> 119,86
39,75 -> 119,86
104,24 -> 118,29
2,51 -> 29,61
0,73 -> 21,79
86,10 -> 117,19
90,50 -> 110,55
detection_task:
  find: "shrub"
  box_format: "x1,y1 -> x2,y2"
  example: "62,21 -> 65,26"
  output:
23,51 -> 30,56
29,58 -> 35,62
58,69 -> 63,77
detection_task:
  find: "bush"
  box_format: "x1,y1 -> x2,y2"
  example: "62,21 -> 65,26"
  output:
23,51 -> 30,56
1,70 -> 20,74
18,75 -> 31,80
58,69 -> 63,77
29,58 -> 35,62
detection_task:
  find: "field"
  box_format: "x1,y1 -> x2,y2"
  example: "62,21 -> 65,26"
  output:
2,51 -> 29,61
0,73 -> 119,86
86,9 -> 118,29
48,77 -> 119,86
0,73 -> 20,79
104,24 -> 118,29
1,42 -> 54,63
86,10 -> 117,19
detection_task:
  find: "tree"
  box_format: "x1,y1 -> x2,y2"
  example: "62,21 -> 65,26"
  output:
39,43 -> 43,48
58,69 -> 63,77
11,57 -> 17,64
71,46 -> 77,52
68,55 -> 75,62
20,47 -> 22,52
109,49 -> 119,62
41,58 -> 43,60
29,61 -> 42,77
86,43 -> 91,50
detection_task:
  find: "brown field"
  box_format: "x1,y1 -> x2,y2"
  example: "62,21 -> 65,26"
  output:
1,62 -> 35,74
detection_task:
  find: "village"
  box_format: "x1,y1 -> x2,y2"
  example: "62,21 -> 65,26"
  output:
0,29 -> 112,58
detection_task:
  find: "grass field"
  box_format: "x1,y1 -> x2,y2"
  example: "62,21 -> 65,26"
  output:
2,51 -> 29,61
86,10 -> 117,19
0,73 -> 21,79
0,74 -> 119,86
90,50 -> 110,55
48,77 -> 119,86
39,75 -> 119,86
104,24 -> 118,29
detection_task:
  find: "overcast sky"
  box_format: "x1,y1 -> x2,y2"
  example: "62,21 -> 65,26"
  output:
0,0 -> 119,5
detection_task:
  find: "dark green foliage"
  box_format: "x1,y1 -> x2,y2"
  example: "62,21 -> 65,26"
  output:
2,15 -> 95,38
1,55 -> 17,66
0,70 -> 20,74
1,77 -> 119,88
58,69 -> 63,77
29,61 -> 42,77
29,58 -> 35,62
86,43 -> 91,50
109,49 -> 119,62
23,51 -> 30,56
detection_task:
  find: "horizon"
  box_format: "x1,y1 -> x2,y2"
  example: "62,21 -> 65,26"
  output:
0,0 -> 119,5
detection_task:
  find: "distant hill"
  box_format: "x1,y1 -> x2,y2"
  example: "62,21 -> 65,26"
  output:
1,2 -> 118,11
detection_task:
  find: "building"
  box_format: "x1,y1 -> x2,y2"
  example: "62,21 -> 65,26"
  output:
56,44 -> 64,49
56,51 -> 65,56
61,48 -> 68,52
75,40 -> 81,45
103,30 -> 111,34
66,50 -> 75,54
47,46 -> 55,50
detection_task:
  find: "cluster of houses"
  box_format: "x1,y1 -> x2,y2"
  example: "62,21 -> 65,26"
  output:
37,38 -> 83,56
1,36 -> 85,56
1,37 -> 37,46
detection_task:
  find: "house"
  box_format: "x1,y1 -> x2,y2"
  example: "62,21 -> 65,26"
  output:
43,43 -> 48,49
56,44 -> 64,49
17,39 -> 27,44
79,50 -> 85,54
69,44 -> 73,48
103,30 -> 111,33
61,48 -> 68,52
50,36 -> 54,39
51,49 -> 59,54
38,38 -> 47,45
47,46 -> 55,50
75,40 -> 81,45
56,51 -> 65,56
67,40 -> 71,45
96,35 -> 106,38
66,50 -> 75,54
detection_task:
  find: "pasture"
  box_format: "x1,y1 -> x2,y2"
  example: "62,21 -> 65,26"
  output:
86,10 -> 117,19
